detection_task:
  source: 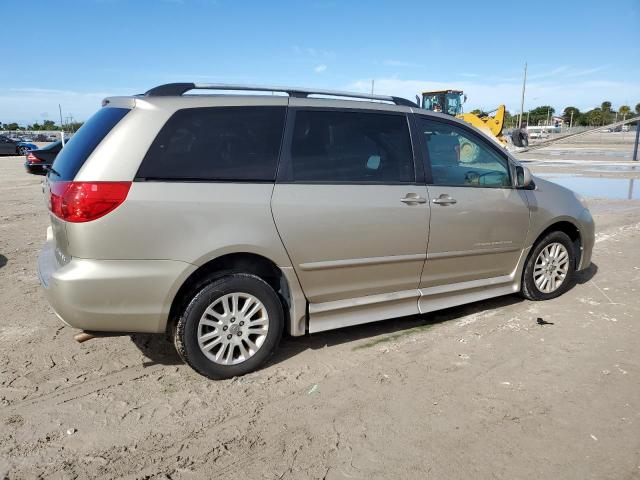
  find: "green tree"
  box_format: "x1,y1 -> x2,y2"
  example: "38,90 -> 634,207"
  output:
619,105 -> 631,119
4,122 -> 20,131
562,106 -> 580,124
635,103 -> 640,114
527,106 -> 555,125
68,121 -> 84,132
601,101 -> 612,112
585,108 -> 604,126
43,120 -> 57,130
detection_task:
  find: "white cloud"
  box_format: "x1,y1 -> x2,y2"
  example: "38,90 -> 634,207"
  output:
314,64 -> 327,73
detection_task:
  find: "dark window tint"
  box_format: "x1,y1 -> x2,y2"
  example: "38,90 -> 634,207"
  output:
416,117 -> 511,188
287,110 -> 414,183
49,107 -> 129,181
137,106 -> 286,181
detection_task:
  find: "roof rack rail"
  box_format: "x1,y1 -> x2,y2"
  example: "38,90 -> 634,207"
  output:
143,82 -> 418,107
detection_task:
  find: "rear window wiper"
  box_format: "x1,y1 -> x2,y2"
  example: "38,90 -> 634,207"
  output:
45,165 -> 62,178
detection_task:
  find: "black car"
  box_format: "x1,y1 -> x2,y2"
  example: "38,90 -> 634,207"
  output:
0,135 -> 37,155
24,140 -> 63,175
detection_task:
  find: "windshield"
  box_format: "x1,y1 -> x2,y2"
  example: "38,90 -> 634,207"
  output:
422,94 -> 443,113
444,93 -> 463,115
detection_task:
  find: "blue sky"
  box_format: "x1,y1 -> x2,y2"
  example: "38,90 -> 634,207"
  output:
1,0 -> 639,124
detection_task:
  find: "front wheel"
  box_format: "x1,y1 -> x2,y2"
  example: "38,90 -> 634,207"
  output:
174,273 -> 284,379
521,231 -> 576,301
18,146 -> 29,155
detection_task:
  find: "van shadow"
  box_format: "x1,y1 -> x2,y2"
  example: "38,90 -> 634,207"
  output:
575,262 -> 598,285
0,255 -> 7,269
129,262 -> 599,369
128,294 -> 526,368
130,333 -> 183,366
269,294 -> 526,367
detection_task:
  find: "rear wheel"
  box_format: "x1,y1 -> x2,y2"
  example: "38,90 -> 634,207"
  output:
521,231 -> 576,301
174,273 -> 283,379
18,146 -> 29,155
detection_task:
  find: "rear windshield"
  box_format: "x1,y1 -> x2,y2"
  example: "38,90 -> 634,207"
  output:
48,107 -> 130,181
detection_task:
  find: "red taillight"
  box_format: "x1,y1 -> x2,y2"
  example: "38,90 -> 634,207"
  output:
27,152 -> 40,163
47,181 -> 131,223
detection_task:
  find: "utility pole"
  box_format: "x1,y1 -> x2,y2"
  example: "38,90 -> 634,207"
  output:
633,119 -> 639,161
570,111 -> 574,130
518,62 -> 527,129
371,79 -> 374,95
526,111 -> 530,127
58,104 -> 65,146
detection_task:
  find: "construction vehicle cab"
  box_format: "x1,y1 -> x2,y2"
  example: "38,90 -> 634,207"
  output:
421,90 -> 466,116
419,89 -> 528,148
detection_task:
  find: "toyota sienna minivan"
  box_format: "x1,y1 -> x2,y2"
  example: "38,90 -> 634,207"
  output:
38,83 -> 594,379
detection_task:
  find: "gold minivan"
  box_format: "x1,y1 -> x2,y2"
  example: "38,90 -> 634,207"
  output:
38,83 -> 594,379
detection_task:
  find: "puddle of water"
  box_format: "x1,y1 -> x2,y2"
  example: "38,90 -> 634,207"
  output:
537,174 -> 639,200
519,160 -> 640,173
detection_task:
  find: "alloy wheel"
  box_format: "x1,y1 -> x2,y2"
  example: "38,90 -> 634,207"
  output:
197,292 -> 269,365
533,242 -> 570,294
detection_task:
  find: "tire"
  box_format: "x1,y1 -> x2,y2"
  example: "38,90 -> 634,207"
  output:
18,146 -> 29,155
521,231 -> 576,301
174,273 -> 284,379
511,129 -> 528,148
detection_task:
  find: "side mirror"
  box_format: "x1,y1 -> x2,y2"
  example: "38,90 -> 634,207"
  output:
516,165 -> 534,189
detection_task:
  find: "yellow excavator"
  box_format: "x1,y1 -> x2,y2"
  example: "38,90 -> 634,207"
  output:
419,90 -> 528,148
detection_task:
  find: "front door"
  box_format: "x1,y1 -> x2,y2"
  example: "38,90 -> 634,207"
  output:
414,116 -> 530,288
272,107 -> 430,305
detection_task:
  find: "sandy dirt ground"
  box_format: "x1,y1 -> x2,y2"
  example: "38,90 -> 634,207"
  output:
1,133 -> 639,479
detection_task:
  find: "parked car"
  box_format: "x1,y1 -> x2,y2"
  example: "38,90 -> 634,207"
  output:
0,135 -> 37,155
24,140 -> 63,175
37,83 -> 595,379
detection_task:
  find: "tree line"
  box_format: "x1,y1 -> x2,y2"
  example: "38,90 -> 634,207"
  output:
0,120 -> 84,131
475,101 -> 640,127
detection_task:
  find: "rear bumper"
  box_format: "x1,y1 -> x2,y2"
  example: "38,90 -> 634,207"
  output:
24,162 -> 47,175
38,231 -> 195,333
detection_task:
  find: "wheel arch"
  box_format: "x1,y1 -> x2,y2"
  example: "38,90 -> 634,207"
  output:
529,219 -> 582,268
167,252 -> 306,337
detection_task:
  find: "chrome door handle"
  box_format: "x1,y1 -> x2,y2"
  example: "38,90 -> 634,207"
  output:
401,195 -> 427,204
432,195 -> 457,206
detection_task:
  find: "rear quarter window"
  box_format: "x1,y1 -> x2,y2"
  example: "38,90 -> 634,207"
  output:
136,106 -> 286,182
48,107 -> 130,181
